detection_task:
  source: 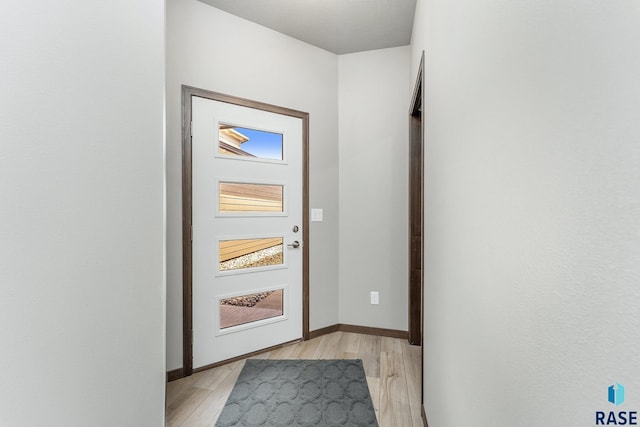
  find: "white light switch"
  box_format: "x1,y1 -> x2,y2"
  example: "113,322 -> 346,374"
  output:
370,292 -> 379,305
311,208 -> 323,222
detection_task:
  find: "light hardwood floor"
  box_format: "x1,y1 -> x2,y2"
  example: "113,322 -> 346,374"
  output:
166,331 -> 423,426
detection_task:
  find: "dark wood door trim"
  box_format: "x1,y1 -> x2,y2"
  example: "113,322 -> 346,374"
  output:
181,85 -> 310,377
408,52 -> 425,410
408,53 -> 424,347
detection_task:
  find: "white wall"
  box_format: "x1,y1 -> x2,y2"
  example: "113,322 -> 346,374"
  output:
0,1 -> 165,426
338,47 -> 410,330
166,0 -> 340,370
412,0 -> 640,425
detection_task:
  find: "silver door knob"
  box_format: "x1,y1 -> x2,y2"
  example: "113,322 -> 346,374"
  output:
287,240 -> 300,248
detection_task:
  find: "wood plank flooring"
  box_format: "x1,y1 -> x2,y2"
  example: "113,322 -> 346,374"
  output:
166,331 -> 423,426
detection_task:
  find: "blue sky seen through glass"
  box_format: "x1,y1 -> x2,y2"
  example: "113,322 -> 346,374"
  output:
234,127 -> 283,160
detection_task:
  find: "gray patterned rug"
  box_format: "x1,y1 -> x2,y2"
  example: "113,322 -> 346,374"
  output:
215,359 -> 379,427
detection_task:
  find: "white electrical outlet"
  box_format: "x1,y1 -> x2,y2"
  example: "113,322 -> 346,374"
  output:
370,291 -> 379,305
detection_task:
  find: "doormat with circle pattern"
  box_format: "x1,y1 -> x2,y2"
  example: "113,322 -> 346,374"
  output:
215,359 -> 379,426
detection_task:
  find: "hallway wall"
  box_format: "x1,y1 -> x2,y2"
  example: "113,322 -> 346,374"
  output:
338,47 -> 411,331
0,1 -> 166,424
411,0 -> 640,425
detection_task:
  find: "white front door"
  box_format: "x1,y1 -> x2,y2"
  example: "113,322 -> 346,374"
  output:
191,96 -> 304,368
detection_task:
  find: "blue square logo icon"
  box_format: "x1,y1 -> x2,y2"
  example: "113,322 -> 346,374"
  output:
608,383 -> 625,407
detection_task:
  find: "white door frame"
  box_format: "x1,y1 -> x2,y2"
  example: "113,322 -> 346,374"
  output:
180,85 -> 310,377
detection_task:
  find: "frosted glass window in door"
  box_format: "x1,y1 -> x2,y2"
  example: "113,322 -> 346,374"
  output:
219,182 -> 284,213
219,237 -> 284,272
218,124 -> 283,161
219,289 -> 284,329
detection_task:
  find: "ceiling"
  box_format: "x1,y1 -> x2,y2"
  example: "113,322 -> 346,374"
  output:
197,0 -> 417,55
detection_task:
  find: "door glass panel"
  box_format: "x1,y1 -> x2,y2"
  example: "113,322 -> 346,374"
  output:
219,237 -> 284,271
218,124 -> 283,160
219,182 -> 284,213
219,289 -> 284,329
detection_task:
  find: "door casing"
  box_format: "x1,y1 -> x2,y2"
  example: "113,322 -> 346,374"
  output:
181,85 -> 310,376
408,54 -> 424,347
408,52 -> 425,412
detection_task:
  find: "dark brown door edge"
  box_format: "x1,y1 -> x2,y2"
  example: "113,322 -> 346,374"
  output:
408,53 -> 424,347
408,51 -> 426,408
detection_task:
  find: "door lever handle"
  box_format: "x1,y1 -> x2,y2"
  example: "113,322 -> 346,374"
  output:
287,240 -> 300,249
